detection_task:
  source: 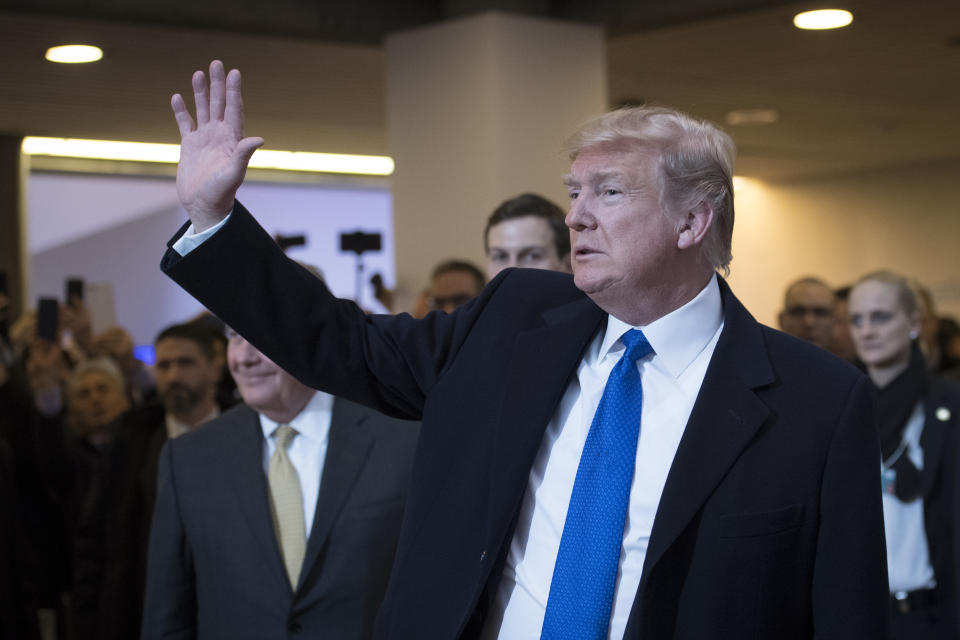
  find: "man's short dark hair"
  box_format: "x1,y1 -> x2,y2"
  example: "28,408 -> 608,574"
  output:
431,260 -> 485,294
484,193 -> 570,258
155,322 -> 219,360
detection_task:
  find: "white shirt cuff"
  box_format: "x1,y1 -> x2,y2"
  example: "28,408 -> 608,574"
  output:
171,213 -> 231,256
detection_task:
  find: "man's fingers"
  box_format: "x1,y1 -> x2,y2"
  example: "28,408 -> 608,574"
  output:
171,94 -> 196,137
234,136 -> 264,171
224,68 -> 245,138
209,60 -> 227,122
192,70 -> 210,125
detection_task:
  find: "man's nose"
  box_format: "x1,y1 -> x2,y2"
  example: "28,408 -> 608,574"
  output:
166,363 -> 186,380
565,198 -> 588,231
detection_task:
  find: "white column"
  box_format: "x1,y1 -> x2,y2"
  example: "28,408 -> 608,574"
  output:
386,12 -> 606,301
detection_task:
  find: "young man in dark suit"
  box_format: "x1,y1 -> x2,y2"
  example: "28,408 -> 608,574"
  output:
161,61 -> 889,639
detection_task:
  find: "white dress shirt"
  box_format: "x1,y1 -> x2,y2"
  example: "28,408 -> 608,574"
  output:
482,275 -> 724,640
258,390 -> 335,539
882,401 -> 936,594
172,216 -> 228,255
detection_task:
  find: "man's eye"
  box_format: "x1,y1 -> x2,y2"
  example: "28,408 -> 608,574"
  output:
568,189 -> 580,200
603,188 -> 620,197
849,315 -> 862,328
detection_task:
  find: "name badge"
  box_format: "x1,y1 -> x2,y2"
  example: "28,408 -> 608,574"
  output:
882,467 -> 897,495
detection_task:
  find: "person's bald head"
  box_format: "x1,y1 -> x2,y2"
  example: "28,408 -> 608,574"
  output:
778,277 -> 837,350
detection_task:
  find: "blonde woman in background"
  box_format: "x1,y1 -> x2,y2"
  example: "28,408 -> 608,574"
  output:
849,270 -> 960,639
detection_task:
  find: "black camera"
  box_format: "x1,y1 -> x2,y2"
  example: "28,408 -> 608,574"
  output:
340,231 -> 382,255
275,234 -> 307,252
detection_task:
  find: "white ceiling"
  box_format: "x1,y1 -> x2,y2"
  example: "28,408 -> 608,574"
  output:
2,0 -> 958,182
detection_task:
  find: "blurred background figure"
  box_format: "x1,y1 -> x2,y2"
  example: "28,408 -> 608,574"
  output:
90,327 -> 156,406
914,283 -> 945,373
63,358 -> 130,533
421,259 -> 485,315
831,285 -> 861,365
0,435 -> 41,640
848,270 -> 960,639
72,322 -> 228,640
484,193 -> 571,281
777,276 -> 836,351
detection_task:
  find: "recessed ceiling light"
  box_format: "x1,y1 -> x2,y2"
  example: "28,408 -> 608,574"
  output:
726,109 -> 779,126
793,9 -> 853,30
45,44 -> 104,64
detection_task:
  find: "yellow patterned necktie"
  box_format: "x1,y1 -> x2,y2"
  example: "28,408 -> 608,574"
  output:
268,424 -> 306,588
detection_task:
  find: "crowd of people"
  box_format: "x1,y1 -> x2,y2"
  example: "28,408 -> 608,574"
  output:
0,190 -> 575,639
0,60 -> 958,640
0,303 -> 236,639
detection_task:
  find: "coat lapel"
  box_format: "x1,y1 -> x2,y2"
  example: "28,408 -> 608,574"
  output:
920,379 -> 952,495
297,398 -> 374,592
639,282 -> 774,584
487,297 -> 606,551
224,405 -> 291,593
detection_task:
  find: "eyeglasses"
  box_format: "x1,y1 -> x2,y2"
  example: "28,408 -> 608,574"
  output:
784,305 -> 833,319
427,294 -> 474,310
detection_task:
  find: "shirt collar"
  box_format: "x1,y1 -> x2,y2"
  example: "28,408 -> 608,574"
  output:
598,273 -> 723,378
259,390 -> 334,445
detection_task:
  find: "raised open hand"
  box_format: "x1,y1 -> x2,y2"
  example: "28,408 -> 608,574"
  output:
171,60 -> 264,231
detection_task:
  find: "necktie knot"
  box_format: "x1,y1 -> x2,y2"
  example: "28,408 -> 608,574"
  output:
621,329 -> 653,362
274,424 -> 297,449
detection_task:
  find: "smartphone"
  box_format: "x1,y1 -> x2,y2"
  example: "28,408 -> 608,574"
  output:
66,277 -> 85,307
37,297 -> 59,341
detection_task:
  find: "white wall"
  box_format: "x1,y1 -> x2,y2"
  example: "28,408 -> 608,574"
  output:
728,159 -> 960,327
28,173 -> 394,345
27,156 -> 960,346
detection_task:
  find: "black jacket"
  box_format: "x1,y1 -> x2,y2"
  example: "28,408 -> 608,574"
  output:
164,201 -> 890,639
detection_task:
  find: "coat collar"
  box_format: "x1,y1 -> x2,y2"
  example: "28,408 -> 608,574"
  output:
486,295 -> 606,554
223,405 -> 293,593
486,278 -> 775,570
225,401 -> 376,599
296,399 -> 374,599
920,376 -> 956,494
632,277 -> 774,609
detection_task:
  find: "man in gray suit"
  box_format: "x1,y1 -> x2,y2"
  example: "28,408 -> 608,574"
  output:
141,328 -> 419,640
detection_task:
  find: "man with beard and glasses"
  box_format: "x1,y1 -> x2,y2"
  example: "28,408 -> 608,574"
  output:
73,322 -> 226,640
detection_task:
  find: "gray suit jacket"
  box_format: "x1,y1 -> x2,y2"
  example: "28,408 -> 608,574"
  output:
141,398 -> 419,640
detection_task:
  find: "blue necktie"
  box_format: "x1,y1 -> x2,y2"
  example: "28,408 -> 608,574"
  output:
541,329 -> 653,640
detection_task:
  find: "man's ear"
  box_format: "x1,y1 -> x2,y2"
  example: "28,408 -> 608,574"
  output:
676,200 -> 714,251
